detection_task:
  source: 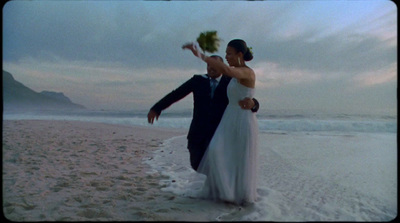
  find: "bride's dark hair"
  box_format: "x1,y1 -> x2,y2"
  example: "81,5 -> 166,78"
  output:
227,39 -> 253,61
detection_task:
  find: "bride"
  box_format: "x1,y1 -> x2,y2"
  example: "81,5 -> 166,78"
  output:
183,39 -> 258,205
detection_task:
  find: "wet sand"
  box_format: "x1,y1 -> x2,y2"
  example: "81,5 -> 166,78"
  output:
3,120 -> 241,221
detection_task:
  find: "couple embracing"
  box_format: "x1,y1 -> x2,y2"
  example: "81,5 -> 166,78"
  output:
148,39 -> 259,205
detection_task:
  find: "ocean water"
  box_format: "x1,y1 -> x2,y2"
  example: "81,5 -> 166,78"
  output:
140,111 -> 397,221
3,110 -> 397,221
3,109 -> 397,134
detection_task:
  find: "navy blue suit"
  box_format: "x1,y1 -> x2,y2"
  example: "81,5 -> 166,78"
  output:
151,74 -> 230,170
151,74 -> 258,171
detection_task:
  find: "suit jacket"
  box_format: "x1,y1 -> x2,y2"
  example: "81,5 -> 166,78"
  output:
151,74 -> 231,146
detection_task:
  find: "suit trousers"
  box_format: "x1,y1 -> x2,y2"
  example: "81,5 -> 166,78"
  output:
187,139 -> 210,171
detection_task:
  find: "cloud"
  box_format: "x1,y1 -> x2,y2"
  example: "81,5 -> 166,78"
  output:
239,1 -> 397,76
253,61 -> 323,89
2,1 -> 397,114
3,1 -> 396,74
3,1 -> 225,70
352,63 -> 397,88
3,56 -> 205,110
250,32 -> 397,77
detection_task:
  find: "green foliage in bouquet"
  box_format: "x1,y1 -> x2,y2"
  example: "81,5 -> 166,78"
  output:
196,31 -> 221,53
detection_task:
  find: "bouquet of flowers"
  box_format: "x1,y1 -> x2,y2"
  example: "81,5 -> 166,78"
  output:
196,30 -> 221,53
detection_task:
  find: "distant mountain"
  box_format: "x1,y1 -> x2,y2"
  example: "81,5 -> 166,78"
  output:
3,70 -> 85,112
39,91 -> 73,103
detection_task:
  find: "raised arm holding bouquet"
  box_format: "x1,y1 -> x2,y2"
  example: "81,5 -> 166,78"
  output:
183,36 -> 255,89
183,31 -> 258,110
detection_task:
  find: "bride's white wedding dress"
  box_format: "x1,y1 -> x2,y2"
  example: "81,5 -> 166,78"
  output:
197,78 -> 258,205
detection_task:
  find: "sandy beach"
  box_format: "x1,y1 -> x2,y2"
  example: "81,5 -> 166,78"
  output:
3,119 -> 397,221
3,120 -> 244,221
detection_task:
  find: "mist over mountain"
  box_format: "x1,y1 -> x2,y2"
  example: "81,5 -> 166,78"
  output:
3,70 -> 85,113
39,91 -> 73,104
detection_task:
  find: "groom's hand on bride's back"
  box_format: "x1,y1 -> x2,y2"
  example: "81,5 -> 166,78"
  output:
239,97 -> 255,110
147,109 -> 160,124
239,98 -> 259,112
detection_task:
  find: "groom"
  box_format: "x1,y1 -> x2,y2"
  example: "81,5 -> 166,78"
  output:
147,55 -> 259,171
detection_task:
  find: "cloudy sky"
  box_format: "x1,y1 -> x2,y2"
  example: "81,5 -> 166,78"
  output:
3,0 -> 397,115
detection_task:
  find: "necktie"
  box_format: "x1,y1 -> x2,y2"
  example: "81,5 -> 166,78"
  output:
210,78 -> 218,98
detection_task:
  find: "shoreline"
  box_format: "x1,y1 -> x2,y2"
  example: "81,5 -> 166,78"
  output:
3,120 -> 235,221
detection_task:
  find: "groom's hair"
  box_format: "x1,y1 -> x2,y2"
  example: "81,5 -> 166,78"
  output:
210,55 -> 223,62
